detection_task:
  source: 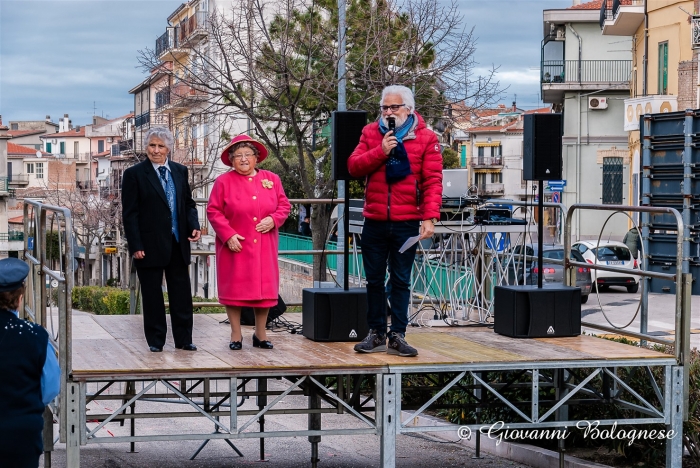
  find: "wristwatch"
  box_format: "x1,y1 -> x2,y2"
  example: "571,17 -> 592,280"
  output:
428,217 -> 438,224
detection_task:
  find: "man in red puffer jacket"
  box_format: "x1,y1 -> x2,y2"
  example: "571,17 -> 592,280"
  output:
348,85 -> 443,357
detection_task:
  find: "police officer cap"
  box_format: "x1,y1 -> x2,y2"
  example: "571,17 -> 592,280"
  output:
0,258 -> 29,292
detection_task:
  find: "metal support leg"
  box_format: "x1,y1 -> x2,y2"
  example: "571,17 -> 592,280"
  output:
42,406 -> 53,468
472,371 -> 483,459
666,365 -> 684,467
380,373 -> 396,468
309,382 -> 321,468
257,377 -> 267,461
65,382 -> 82,468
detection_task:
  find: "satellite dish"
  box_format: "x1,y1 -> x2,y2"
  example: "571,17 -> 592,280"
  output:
36,151 -> 42,158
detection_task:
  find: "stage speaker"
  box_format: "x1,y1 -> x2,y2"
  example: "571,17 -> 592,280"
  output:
494,284 -> 581,338
523,113 -> 563,181
302,288 -> 369,342
331,110 -> 367,181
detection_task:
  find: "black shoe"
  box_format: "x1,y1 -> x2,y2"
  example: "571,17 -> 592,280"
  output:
229,341 -> 242,350
387,332 -> 418,357
176,343 -> 197,351
353,329 -> 386,353
252,333 -> 273,349
149,346 -> 163,353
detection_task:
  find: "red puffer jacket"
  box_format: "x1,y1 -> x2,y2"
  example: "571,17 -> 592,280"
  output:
347,112 -> 443,222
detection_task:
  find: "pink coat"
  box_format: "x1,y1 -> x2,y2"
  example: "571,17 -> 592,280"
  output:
207,169 -> 291,306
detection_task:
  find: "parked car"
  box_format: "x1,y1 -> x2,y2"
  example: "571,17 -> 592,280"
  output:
503,244 -> 593,303
572,240 -> 640,293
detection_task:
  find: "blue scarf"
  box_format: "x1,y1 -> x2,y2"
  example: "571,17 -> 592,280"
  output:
379,114 -> 415,183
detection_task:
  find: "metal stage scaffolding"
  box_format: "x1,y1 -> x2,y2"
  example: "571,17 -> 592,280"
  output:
21,201 -> 689,468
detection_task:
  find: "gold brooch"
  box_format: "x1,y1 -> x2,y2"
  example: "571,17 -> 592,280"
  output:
261,179 -> 274,189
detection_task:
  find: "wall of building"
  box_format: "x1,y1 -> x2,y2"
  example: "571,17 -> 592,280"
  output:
565,22 -> 632,61
677,59 -> 698,110
562,91 -> 629,241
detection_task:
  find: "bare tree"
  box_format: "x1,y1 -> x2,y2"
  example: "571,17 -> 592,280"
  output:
139,0 -> 502,279
42,184 -> 122,286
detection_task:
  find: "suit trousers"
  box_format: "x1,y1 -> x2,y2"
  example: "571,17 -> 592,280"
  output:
135,235 -> 194,348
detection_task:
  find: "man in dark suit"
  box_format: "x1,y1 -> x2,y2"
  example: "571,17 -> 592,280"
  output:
122,127 -> 201,352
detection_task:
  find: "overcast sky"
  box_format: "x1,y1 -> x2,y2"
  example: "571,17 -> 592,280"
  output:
0,0 -> 571,126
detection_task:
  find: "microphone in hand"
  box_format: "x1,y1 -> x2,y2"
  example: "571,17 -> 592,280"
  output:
387,117 -> 396,157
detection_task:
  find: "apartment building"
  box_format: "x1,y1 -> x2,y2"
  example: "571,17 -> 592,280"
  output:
541,0 -> 633,240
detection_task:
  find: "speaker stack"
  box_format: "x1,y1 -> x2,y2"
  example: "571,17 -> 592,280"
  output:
494,113 -> 582,338
303,111 -> 369,342
523,113 -> 563,181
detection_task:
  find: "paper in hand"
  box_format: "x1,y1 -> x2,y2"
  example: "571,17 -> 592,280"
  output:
399,235 -> 421,254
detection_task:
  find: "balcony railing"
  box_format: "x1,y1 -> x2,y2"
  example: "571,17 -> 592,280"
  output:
471,156 -> 503,167
541,60 -> 632,84
599,0 -> 612,28
601,0 -> 644,35
8,174 -> 29,185
135,112 -> 150,127
181,11 -> 208,45
0,232 -> 24,242
478,183 -> 504,195
0,177 -> 8,193
693,15 -> 700,49
76,180 -> 96,190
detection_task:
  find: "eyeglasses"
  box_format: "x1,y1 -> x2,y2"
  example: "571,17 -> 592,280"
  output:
231,153 -> 256,160
379,104 -> 407,112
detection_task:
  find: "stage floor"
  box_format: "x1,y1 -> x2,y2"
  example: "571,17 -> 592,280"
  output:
69,313 -> 672,381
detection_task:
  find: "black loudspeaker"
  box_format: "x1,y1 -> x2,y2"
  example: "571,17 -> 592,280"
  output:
331,110 -> 367,181
523,113 -> 563,181
493,284 -> 581,338
302,288 -> 369,341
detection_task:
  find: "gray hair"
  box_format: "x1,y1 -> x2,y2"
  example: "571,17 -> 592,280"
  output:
381,85 -> 415,113
144,127 -> 174,153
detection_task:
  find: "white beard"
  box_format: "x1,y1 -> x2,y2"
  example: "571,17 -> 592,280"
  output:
381,114 -> 408,128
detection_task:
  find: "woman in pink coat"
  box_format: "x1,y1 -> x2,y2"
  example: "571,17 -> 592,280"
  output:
207,135 -> 291,350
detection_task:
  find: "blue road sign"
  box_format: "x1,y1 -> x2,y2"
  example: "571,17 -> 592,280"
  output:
485,233 -> 510,252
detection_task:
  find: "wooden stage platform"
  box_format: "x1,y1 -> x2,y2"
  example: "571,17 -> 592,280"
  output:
70,312 -> 672,380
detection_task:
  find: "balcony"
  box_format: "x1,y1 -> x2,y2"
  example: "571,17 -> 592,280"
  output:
155,27 -> 189,61
600,0 -> 644,36
180,11 -> 208,46
8,174 -> 29,186
541,60 -> 631,103
155,84 -> 207,113
478,183 -> 504,196
76,180 -> 97,191
0,231 -> 24,242
471,156 -> 503,169
135,112 -> 150,128
693,15 -> 700,49
623,95 -> 678,131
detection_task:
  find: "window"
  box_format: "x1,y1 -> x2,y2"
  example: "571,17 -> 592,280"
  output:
491,172 -> 502,183
98,140 -> 104,153
493,145 -> 502,157
475,173 -> 487,186
36,163 -> 44,179
658,42 -> 668,94
26,163 -> 34,174
46,142 -> 52,153
602,157 -> 623,204
60,142 -> 65,155
10,123 -> 18,130
74,142 -> 79,157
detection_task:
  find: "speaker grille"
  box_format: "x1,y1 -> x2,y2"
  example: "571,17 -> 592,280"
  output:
523,113 -> 562,181
331,111 -> 367,181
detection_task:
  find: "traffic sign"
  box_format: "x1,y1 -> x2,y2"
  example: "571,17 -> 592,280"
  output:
552,191 -> 561,203
547,179 -> 566,189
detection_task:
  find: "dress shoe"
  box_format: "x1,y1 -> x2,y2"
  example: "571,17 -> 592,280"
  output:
252,333 -> 273,349
149,346 -> 163,353
176,343 -> 198,351
229,341 -> 242,350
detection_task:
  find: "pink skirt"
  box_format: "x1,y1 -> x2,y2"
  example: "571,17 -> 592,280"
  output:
221,298 -> 278,308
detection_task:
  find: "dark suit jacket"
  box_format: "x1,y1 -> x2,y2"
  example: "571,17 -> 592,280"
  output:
122,159 -> 200,268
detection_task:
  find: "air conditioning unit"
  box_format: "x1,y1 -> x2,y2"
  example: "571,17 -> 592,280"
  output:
106,137 -> 113,143
589,97 -> 608,110
51,139 -> 58,144
555,28 -> 565,40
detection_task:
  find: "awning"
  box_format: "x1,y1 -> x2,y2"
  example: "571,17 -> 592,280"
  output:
473,168 -> 502,173
475,141 -> 501,147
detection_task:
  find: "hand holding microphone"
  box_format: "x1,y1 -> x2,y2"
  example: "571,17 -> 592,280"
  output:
382,117 -> 397,156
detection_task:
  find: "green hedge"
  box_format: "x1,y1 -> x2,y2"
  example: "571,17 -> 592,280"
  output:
72,286 -> 132,315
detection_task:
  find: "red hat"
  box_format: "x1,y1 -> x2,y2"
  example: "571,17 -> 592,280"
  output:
220,134 -> 268,167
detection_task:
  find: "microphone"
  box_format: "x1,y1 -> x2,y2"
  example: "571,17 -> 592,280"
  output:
387,117 -> 395,157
